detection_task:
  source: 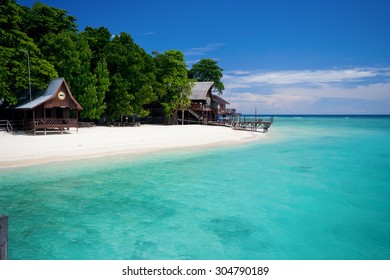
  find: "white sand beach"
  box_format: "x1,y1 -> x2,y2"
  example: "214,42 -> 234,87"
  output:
0,125 -> 266,168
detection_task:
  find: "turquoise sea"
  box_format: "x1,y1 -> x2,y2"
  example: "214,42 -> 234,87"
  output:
1,116 -> 389,260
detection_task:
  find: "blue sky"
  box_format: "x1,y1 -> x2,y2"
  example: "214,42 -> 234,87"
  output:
18,0 -> 390,114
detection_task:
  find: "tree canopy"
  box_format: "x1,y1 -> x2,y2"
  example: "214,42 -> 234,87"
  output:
0,0 -> 58,104
153,50 -> 193,124
0,0 -> 224,123
188,58 -> 224,95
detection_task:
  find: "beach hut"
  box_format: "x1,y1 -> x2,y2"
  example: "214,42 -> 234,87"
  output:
6,78 -> 83,135
186,81 -> 214,123
185,82 -> 234,123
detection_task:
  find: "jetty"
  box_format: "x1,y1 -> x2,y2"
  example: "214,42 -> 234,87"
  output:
175,82 -> 274,132
208,114 -> 273,132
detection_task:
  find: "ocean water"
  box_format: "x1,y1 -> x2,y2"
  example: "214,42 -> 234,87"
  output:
1,116 -> 389,260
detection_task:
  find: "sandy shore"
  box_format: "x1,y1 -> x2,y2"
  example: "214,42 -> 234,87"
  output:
0,125 -> 266,168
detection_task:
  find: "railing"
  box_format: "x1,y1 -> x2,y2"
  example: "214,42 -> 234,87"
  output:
78,122 -> 96,128
0,120 -> 13,132
31,118 -> 78,127
226,108 -> 236,114
190,103 -> 211,110
230,116 -> 274,132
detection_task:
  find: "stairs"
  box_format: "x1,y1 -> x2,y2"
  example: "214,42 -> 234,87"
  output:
187,109 -> 201,120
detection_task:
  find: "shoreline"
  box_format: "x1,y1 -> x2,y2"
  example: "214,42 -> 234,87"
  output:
0,125 -> 267,169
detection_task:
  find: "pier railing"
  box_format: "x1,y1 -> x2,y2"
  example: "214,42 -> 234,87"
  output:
225,108 -> 236,114
208,116 -> 273,132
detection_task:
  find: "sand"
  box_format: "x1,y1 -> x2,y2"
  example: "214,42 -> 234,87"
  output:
0,125 -> 266,168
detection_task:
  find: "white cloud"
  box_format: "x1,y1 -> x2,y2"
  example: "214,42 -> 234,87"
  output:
184,43 -> 225,56
222,67 -> 390,114
273,83 -> 390,101
223,68 -> 388,87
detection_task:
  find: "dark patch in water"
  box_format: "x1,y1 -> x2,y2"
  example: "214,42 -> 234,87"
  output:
131,239 -> 158,259
206,216 -> 272,256
378,153 -> 389,158
293,165 -> 312,173
129,197 -> 177,222
208,216 -> 255,241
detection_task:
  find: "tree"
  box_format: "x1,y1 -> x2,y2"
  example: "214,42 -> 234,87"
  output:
0,0 -> 57,105
154,50 -> 193,124
188,58 -> 224,95
94,59 -> 110,117
25,2 -> 77,43
76,59 -> 110,120
104,32 -> 157,121
39,31 -> 109,120
40,31 -> 90,84
81,26 -> 111,70
105,73 -> 133,123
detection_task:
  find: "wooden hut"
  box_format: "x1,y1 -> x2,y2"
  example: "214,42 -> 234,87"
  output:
186,81 -> 214,123
184,82 -> 233,123
10,78 -> 82,134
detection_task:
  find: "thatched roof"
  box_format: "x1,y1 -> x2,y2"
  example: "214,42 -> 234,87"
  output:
190,82 -> 214,100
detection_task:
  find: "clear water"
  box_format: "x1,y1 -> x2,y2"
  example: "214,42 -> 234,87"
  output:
1,116 -> 389,260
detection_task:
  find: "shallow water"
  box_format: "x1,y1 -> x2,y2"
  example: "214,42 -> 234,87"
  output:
1,116 -> 389,259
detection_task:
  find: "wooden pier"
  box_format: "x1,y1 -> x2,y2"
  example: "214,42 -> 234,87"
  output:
232,119 -> 273,132
208,116 -> 273,132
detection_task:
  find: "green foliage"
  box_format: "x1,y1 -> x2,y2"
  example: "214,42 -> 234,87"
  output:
40,31 -> 90,82
81,59 -> 110,120
38,30 -> 110,120
26,2 -> 77,43
188,58 -> 225,95
105,73 -> 133,122
81,26 -> 111,70
0,0 -> 58,105
104,32 -> 157,119
94,59 -> 110,115
0,0 -> 220,123
154,50 -> 193,124
0,0 -> 28,48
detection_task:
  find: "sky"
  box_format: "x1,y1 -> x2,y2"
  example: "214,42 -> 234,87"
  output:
17,0 -> 390,114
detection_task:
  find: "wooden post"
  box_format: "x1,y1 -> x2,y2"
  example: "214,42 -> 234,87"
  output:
0,215 -> 8,260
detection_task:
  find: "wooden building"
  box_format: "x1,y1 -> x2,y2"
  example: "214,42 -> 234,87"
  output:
142,81 -> 234,124
3,78 -> 82,134
211,94 -> 231,120
184,82 -> 232,123
186,81 -> 214,123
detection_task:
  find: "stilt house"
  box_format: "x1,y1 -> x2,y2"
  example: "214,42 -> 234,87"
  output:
185,82 -> 232,123
3,78 -> 82,134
